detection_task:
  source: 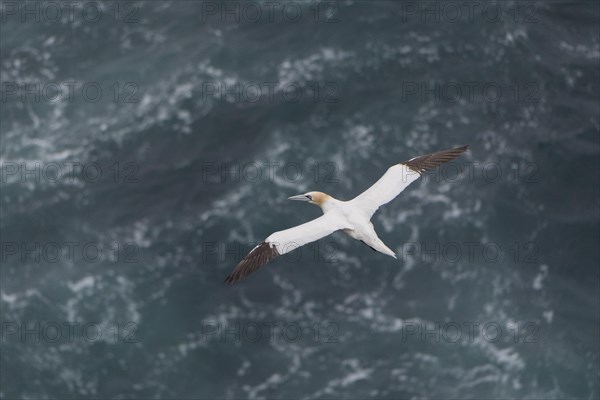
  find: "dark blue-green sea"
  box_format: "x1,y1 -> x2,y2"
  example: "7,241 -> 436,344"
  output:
1,1 -> 599,399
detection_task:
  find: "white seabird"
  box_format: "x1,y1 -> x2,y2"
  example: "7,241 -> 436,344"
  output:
224,145 -> 469,284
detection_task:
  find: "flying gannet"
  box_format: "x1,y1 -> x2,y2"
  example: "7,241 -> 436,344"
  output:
224,145 -> 469,284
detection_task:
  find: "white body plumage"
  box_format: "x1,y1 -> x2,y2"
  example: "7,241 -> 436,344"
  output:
225,145 -> 469,285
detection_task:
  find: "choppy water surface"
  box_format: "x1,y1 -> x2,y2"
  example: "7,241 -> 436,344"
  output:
1,1 -> 599,399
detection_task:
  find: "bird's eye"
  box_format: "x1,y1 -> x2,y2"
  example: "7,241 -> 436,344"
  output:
306,194 -> 312,200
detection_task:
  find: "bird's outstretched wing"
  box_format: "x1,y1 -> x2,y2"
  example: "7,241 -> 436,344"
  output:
351,145 -> 469,217
224,213 -> 347,285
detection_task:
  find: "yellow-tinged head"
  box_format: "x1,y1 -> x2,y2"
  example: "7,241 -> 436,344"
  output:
288,191 -> 331,206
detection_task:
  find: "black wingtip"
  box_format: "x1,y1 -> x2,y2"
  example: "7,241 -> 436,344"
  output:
224,273 -> 238,285
223,242 -> 280,286
403,145 -> 470,174
223,270 -> 239,285
224,273 -> 238,286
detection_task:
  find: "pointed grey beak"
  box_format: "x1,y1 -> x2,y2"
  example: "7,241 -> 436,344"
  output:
288,194 -> 311,202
